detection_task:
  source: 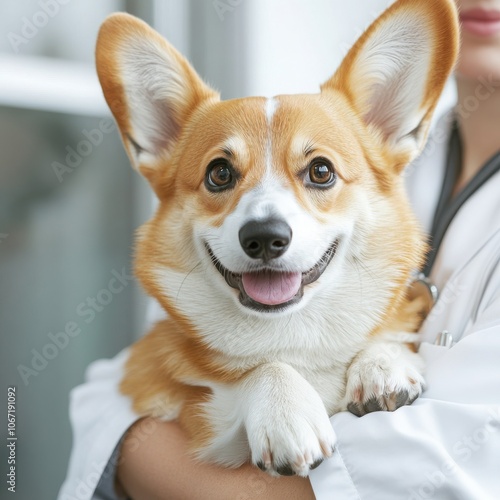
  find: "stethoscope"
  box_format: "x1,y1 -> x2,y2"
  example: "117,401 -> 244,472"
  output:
407,119 -> 500,347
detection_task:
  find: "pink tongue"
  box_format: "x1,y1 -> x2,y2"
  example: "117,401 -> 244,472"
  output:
241,271 -> 302,306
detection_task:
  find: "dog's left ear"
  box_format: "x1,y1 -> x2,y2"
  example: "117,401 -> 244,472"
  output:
322,0 -> 459,169
96,13 -> 219,182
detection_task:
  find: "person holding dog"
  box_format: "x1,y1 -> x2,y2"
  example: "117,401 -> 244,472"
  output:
59,0 -> 500,498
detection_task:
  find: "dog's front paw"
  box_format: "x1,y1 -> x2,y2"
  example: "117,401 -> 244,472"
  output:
248,402 -> 336,477
343,341 -> 425,417
245,363 -> 336,477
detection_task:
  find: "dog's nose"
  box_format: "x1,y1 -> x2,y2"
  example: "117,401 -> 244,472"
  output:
239,218 -> 292,261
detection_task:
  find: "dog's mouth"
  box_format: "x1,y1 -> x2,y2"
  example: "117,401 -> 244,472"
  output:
206,240 -> 339,312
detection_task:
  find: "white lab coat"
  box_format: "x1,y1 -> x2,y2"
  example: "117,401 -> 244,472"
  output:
58,112 -> 500,500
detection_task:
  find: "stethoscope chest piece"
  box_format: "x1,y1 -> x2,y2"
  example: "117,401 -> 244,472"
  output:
407,273 -> 439,317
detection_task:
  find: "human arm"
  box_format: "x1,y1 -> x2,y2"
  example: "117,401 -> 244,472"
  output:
58,348 -> 315,500
61,247 -> 500,500
60,322 -> 500,500
117,418 -> 314,500
117,317 -> 500,500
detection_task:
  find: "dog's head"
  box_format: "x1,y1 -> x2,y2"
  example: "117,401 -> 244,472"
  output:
96,1 -> 458,338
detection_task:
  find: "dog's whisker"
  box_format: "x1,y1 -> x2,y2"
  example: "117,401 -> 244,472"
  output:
176,261 -> 202,301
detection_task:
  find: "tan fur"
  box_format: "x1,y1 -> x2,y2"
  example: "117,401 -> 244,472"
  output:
96,0 -> 459,461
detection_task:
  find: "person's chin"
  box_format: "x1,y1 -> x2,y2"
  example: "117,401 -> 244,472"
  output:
455,52 -> 500,84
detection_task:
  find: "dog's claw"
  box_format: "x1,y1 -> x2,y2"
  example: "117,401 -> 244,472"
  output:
365,396 -> 381,413
276,464 -> 296,476
310,458 -> 323,470
348,388 -> 418,417
396,389 -> 410,407
347,401 -> 364,417
256,461 -> 266,472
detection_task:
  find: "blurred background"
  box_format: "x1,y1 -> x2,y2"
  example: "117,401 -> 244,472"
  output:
0,1 -> 454,498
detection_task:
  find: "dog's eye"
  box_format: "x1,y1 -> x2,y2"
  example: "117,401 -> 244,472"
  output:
205,159 -> 236,191
306,158 -> 336,188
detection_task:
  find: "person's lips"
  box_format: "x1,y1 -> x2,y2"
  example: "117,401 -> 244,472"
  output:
460,8 -> 500,37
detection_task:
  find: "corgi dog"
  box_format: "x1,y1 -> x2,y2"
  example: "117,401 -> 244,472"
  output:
96,0 -> 458,477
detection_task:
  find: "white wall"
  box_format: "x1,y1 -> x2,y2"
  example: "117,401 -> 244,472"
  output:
221,0 -> 455,122
244,0 -> 395,97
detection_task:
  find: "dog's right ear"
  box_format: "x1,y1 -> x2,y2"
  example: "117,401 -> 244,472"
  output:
96,13 -> 219,181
